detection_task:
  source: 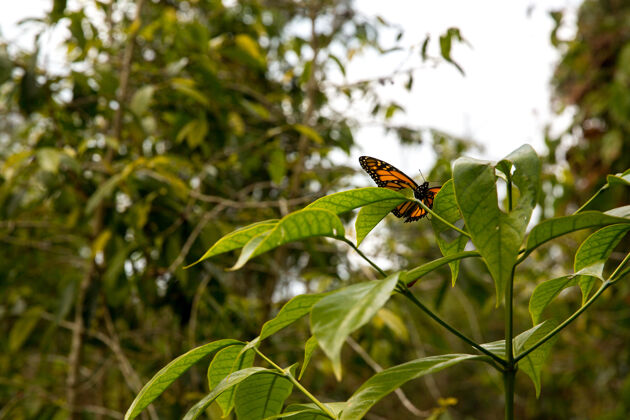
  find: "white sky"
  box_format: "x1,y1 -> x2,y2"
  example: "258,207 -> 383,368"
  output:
1,0 -> 580,171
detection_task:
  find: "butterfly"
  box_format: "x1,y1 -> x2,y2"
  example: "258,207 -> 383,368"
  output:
359,156 -> 441,223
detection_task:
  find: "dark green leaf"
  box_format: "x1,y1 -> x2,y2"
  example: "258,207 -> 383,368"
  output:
234,372 -> 293,419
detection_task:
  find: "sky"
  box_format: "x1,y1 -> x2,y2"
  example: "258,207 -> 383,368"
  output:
0,0 -> 580,172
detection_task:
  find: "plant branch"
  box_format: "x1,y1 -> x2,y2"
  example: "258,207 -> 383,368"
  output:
338,237 -> 387,277
574,183 -> 609,214
254,348 -> 336,419
610,251 -> 630,283
417,200 -> 470,238
398,286 -> 507,367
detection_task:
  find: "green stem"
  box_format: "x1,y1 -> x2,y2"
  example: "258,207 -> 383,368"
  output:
416,200 -> 471,238
610,251 -> 630,284
255,348 -> 336,419
338,237 -> 387,277
574,183 -> 609,214
399,286 -> 507,367
514,280 -> 611,363
504,367 -> 515,420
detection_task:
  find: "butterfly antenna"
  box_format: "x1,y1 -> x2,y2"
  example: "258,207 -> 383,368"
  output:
418,168 -> 427,182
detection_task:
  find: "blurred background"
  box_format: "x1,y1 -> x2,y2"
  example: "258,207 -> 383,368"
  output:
1,0 -> 629,419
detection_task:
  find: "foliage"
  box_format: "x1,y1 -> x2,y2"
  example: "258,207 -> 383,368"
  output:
0,0 -> 475,419
127,145 -> 629,419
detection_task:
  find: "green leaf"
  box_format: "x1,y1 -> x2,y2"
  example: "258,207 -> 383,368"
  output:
230,209 -> 345,271
235,34 -> 266,66
307,187 -> 407,215
260,293 -> 328,341
341,354 -> 480,420
234,372 -> 293,420
574,224 -> 630,302
525,211 -> 629,253
311,273 -> 399,380
607,168 -> 630,186
207,344 -> 256,416
404,251 -> 480,287
515,320 -> 559,397
125,339 -> 242,420
85,172 -> 124,215
281,403 -> 346,420
186,220 -> 278,267
130,85 -> 155,116
529,276 -> 578,325
36,148 -> 62,173
454,145 -> 540,304
355,198 -> 406,246
183,367 -> 269,420
299,336 -> 318,380
9,306 -> 43,353
294,124 -> 323,144
430,180 -> 469,285
171,79 -> 210,107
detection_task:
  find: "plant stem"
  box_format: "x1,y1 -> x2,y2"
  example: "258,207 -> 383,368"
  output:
417,200 -> 471,238
399,286 -> 507,367
338,237 -> 387,277
514,280 -> 611,363
255,348 -> 336,419
574,183 -> 609,214
504,367 -> 515,420
610,251 -> 630,283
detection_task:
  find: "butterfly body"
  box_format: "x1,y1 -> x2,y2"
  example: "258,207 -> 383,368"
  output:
359,156 -> 440,223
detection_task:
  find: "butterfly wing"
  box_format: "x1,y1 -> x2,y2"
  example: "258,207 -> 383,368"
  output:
359,156 -> 420,191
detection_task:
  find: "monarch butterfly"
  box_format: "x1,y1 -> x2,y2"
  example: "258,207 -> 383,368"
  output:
359,156 -> 441,223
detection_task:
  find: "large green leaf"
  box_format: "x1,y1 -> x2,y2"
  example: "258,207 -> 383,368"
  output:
234,371 -> 294,420
207,344 -> 256,416
311,273 -> 399,380
186,220 -> 278,267
525,211 -> 629,254
514,320 -> 559,397
430,180 -> 469,285
574,223 -> 630,302
230,209 -> 345,270
529,276 -> 578,325
341,354 -> 480,420
125,339 -> 242,420
183,367 -> 270,420
454,145 -> 540,304
355,198 -> 405,246
403,251 -> 480,287
259,293 -> 328,341
307,187 -> 407,215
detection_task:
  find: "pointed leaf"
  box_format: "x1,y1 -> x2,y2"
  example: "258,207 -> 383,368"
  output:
515,320 -> 559,397
260,293 -> 328,341
454,145 -> 540,304
299,336 -> 318,380
607,168 -> 630,186
208,344 -> 255,416
230,209 -> 344,270
183,367 -> 270,420
529,276 -> 578,325
341,354 -> 480,420
574,223 -> 630,302
430,180 -> 468,285
311,274 -> 399,380
294,124 -> 323,144
355,198 -> 405,246
234,372 -> 293,420
186,220 -> 278,267
125,339 -> 242,420
404,251 -> 480,287
307,187 -> 407,215
526,211 -> 629,253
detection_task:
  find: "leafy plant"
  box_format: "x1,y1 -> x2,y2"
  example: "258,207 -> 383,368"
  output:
126,144 -> 629,419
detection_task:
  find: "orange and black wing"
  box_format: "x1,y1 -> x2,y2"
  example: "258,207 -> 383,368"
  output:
359,156 -> 419,192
